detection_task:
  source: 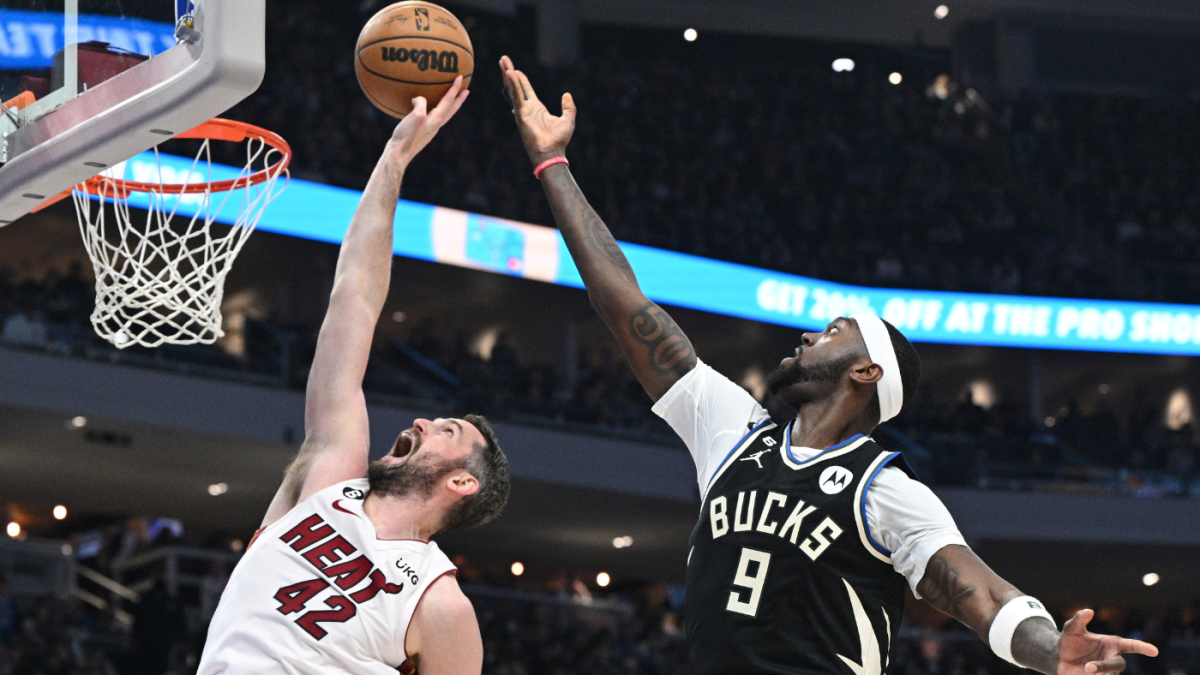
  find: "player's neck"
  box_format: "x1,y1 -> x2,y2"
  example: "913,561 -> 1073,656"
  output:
361,492 -> 442,542
791,390 -> 876,450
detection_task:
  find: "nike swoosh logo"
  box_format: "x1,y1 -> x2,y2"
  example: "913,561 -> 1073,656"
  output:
332,500 -> 359,518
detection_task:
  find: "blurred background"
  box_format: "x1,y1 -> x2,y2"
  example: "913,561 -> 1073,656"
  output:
1,0 -> 1200,673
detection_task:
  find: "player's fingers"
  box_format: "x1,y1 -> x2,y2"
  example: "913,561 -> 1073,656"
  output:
514,70 -> 541,104
499,55 -> 514,73
503,70 -> 526,112
433,76 -> 463,114
447,88 -> 470,118
411,96 -> 428,118
1116,638 -> 1159,657
1085,657 -> 1127,674
1063,609 -> 1094,635
561,92 -> 577,124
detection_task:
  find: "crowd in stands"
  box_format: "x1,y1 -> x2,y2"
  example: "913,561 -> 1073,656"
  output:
3,3 -> 1200,497
889,390 -> 1199,495
222,1 -> 1200,305
3,562 -> 1198,675
1,260 -> 1197,494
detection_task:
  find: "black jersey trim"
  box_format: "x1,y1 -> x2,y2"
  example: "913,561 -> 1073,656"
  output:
783,421 -> 869,466
860,451 -> 904,557
705,419 -> 774,495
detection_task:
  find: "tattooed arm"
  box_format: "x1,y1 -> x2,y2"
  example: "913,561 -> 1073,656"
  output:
500,56 -> 696,400
918,545 -> 1157,675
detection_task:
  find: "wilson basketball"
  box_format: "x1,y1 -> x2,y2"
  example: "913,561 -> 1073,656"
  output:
355,1 -> 474,119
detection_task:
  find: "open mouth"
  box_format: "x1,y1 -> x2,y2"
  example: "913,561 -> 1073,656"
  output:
390,430 -> 416,458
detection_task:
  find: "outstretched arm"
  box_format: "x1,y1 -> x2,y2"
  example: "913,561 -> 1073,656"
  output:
500,56 -> 696,401
917,544 -> 1158,675
260,79 -> 470,529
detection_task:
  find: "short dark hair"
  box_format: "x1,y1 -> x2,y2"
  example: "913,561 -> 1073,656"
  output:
883,319 -> 922,410
440,413 -> 510,532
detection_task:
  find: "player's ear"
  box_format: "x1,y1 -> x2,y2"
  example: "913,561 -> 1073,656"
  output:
850,360 -> 883,385
447,471 -> 480,497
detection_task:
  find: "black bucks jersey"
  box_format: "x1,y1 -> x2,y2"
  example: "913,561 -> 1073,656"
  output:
686,422 -> 916,675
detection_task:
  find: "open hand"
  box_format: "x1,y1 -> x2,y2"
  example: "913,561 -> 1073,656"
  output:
386,76 -> 470,164
499,55 -> 576,165
1056,610 -> 1158,675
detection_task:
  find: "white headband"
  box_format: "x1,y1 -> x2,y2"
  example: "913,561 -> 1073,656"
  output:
850,314 -> 904,423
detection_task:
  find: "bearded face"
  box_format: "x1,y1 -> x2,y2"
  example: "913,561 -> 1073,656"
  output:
367,451 -> 469,500
766,350 -> 862,404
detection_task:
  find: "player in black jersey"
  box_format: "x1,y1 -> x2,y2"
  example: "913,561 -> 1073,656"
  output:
500,57 -> 1159,675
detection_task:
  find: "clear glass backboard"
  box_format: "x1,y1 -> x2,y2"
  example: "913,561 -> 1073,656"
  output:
1,1 -> 179,125
0,0 -> 265,225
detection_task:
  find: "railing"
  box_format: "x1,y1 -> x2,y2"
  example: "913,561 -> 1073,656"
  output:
111,545 -> 241,600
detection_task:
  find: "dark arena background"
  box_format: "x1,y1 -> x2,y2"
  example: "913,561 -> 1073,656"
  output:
2,0 -> 1200,673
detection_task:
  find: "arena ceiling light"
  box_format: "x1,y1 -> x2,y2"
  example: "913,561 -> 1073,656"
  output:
511,562 -> 525,576
53,505 -> 67,520
5,522 -> 19,538
832,58 -> 855,72
596,572 -> 611,587
889,72 -> 903,85
935,5 -> 950,19
683,28 -> 698,42
612,536 -> 634,549
1143,573 -> 1160,586
70,416 -> 87,428
208,483 -> 229,496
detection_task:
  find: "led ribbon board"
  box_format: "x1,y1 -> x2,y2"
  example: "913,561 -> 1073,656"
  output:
0,10 -> 176,70
113,152 -> 1200,356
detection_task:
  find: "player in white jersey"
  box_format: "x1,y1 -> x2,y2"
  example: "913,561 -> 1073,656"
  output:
198,76 -> 511,675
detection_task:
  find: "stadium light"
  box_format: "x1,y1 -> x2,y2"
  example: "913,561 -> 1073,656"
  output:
889,72 -> 903,85
684,28 -> 698,42
5,522 -> 19,538
935,5 -> 950,19
832,58 -> 855,72
53,505 -> 67,520
1143,573 -> 1160,586
596,572 -> 611,587
208,483 -> 229,496
511,561 -> 525,576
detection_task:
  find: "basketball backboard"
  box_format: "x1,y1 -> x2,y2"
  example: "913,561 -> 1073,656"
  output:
0,0 -> 265,225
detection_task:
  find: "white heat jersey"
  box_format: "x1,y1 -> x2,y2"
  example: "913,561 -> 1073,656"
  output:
198,479 -> 457,675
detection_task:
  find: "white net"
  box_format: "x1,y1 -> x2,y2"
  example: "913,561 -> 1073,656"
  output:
72,134 -> 288,349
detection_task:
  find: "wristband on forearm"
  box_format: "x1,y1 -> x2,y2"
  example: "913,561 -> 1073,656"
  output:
989,596 -> 1056,666
534,156 -> 569,179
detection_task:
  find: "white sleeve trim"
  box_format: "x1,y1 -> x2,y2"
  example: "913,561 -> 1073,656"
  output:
651,360 -> 769,492
863,465 -> 968,595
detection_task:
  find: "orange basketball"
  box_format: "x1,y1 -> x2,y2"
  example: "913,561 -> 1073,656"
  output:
354,1 -> 474,119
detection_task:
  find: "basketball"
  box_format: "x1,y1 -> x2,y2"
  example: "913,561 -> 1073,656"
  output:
354,1 -> 474,119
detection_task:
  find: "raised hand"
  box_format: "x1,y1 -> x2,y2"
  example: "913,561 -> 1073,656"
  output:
499,55 -> 576,165
1056,609 -> 1158,675
386,76 -> 470,165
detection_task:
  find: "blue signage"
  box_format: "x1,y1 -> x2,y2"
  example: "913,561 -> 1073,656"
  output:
106,152 -> 1200,356
0,9 -> 176,70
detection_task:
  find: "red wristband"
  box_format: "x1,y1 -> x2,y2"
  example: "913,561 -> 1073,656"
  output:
533,156 -> 569,179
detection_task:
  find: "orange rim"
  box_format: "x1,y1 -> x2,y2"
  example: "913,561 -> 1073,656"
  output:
81,118 -> 291,198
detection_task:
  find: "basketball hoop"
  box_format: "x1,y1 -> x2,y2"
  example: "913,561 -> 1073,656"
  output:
60,118 -> 290,349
